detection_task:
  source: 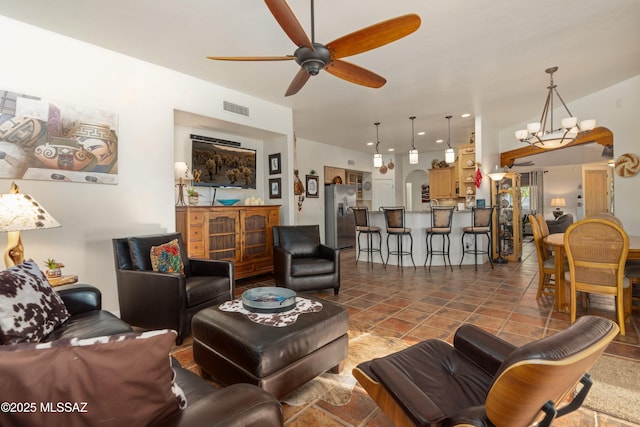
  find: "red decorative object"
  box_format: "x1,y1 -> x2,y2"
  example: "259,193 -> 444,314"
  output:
474,167 -> 482,188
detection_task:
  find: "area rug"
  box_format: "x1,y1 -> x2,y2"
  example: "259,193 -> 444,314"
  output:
583,355 -> 640,424
281,331 -> 411,406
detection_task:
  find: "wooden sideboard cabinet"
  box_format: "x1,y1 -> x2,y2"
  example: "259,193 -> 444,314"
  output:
176,205 -> 280,280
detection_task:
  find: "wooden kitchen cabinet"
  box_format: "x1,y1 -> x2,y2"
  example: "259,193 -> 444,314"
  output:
176,205 -> 280,279
429,167 -> 456,199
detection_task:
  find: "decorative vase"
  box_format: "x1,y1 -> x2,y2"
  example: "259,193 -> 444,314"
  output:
188,195 -> 199,205
46,268 -> 62,278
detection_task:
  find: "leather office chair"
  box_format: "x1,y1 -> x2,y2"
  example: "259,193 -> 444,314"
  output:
272,225 -> 340,295
112,232 -> 234,344
353,315 -> 618,427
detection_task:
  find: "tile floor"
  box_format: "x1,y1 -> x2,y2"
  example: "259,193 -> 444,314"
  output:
174,241 -> 639,426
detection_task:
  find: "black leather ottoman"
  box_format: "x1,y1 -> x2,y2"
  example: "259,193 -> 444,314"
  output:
192,296 -> 349,399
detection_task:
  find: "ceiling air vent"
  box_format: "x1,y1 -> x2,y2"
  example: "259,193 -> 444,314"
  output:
223,101 -> 249,117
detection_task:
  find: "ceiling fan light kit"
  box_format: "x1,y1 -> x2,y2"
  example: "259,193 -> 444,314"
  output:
408,116 -> 419,164
515,67 -> 596,149
208,0 -> 421,96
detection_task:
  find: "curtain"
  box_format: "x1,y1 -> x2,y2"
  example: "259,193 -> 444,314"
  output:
524,170 -> 545,215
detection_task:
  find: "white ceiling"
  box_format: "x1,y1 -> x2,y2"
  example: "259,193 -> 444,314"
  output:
1,0 -> 639,156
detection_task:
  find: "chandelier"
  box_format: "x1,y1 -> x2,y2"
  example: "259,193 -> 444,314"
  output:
373,122 -> 383,167
515,66 -> 595,149
408,116 -> 419,164
445,116 -> 455,163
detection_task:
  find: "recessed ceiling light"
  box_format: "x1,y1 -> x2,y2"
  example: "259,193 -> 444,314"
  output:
461,113 -> 471,118
436,139 -> 443,144
366,142 -> 373,146
417,131 -> 426,136
388,148 -> 395,152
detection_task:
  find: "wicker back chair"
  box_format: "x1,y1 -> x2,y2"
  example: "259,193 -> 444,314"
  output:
589,212 -> 623,226
564,218 -> 631,335
535,213 -> 550,238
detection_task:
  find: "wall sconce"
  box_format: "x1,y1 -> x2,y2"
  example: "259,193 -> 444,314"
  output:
0,182 -> 61,268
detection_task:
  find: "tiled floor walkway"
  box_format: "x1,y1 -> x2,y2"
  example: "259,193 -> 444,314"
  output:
175,241 -> 640,426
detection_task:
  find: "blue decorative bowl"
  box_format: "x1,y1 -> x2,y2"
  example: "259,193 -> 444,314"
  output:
218,199 -> 240,206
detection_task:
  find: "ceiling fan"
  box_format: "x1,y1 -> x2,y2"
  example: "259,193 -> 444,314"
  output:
207,0 -> 421,96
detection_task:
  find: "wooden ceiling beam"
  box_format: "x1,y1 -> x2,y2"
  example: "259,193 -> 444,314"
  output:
500,126 -> 613,168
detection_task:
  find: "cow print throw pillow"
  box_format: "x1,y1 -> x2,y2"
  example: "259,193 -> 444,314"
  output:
0,260 -> 70,344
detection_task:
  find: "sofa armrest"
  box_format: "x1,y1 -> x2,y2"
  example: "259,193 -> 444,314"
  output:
56,283 -> 102,314
453,324 -> 516,376
273,246 -> 292,278
151,384 -> 283,427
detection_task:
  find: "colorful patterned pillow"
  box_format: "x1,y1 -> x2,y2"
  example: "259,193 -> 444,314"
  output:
0,260 -> 70,344
150,239 -> 184,274
0,329 -> 187,426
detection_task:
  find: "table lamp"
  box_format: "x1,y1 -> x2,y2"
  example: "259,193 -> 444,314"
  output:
174,162 -> 194,206
0,182 -> 61,268
550,197 -> 566,218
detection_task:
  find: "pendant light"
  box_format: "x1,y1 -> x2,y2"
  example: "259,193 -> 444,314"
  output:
515,67 -> 596,149
408,116 -> 419,164
373,122 -> 383,168
445,115 -> 455,164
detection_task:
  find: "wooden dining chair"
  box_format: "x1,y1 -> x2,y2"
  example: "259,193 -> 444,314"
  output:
529,214 -> 557,299
564,218 -> 631,335
589,212 -> 623,226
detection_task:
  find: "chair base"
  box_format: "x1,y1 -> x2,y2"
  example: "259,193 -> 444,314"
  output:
425,232 -> 453,272
459,231 -> 493,271
385,233 -> 416,269
356,230 -> 383,266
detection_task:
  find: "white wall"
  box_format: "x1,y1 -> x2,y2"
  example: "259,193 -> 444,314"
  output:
499,75 -> 640,234
0,16 -> 293,312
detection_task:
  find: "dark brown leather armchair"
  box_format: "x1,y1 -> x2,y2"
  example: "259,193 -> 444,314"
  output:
112,233 -> 234,344
273,225 -> 340,295
354,315 -> 618,427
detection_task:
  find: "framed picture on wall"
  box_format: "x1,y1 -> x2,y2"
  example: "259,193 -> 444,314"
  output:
269,178 -> 281,199
268,153 -> 281,175
306,175 -> 319,198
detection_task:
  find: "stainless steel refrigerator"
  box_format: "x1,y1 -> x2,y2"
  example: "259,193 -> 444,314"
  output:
325,184 -> 356,249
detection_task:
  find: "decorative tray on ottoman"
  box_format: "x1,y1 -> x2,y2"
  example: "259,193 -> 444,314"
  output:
242,287 -> 297,313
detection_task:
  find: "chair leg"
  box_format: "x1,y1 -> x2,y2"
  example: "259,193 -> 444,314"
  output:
459,233 -> 466,268
408,233 -> 416,269
473,233 -> 478,271
356,231 -> 362,265
424,233 -> 430,267
486,232 -> 494,269
445,233 -> 453,272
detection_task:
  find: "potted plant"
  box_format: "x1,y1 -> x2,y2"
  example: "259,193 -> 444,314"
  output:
186,187 -> 199,205
44,258 -> 64,278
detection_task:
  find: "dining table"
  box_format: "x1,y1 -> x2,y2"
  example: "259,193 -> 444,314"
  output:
543,233 -> 640,312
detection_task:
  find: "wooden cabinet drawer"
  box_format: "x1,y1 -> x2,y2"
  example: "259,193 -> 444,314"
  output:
188,242 -> 204,257
189,211 -> 204,224
188,226 -> 202,241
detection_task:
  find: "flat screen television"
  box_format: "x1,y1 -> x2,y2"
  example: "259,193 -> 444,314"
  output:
191,140 -> 257,189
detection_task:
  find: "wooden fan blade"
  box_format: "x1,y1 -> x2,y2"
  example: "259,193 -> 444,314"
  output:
264,0 -> 313,49
325,59 -> 386,88
207,55 -> 294,61
326,14 -> 421,59
285,68 -> 311,96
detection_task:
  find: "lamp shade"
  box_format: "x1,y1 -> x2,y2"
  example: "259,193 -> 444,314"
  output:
550,197 -> 566,208
409,149 -> 419,164
174,161 -> 193,180
0,193 -> 61,232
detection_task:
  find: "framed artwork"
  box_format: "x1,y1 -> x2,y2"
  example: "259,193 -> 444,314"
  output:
0,89 -> 118,184
268,153 -> 281,175
269,177 -> 281,199
306,175 -> 319,198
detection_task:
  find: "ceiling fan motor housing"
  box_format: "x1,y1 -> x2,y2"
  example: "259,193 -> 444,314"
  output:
294,43 -> 331,75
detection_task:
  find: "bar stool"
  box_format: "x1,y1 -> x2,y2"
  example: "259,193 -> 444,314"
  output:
459,206 -> 494,270
350,207 -> 383,265
424,207 -> 454,271
380,207 -> 416,269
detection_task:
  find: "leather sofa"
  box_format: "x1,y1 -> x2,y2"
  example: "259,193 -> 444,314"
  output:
39,283 -> 134,342
113,233 -> 234,344
0,283 -> 283,426
273,225 -> 340,295
546,213 -> 574,234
